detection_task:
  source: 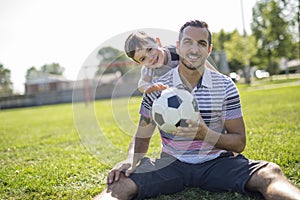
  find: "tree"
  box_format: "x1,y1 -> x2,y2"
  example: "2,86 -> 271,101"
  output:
224,31 -> 257,68
95,46 -> 133,76
251,0 -> 295,75
280,0 -> 300,61
212,29 -> 232,51
280,0 -> 299,45
0,64 -> 13,97
26,66 -> 38,80
224,30 -> 257,84
26,64 -> 65,82
41,63 -> 65,75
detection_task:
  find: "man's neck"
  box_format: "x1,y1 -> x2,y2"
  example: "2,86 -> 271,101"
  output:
178,64 -> 204,91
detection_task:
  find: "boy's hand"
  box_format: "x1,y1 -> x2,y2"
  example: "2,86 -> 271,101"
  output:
144,83 -> 168,94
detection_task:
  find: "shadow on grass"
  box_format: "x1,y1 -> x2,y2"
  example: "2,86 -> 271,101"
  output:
149,187 -> 263,200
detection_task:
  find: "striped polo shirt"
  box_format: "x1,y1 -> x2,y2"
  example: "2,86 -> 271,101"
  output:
139,66 -> 242,164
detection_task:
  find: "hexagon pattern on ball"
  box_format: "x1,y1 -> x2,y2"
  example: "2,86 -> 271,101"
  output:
152,87 -> 199,133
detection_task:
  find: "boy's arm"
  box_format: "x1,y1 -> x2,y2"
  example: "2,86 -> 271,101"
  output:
138,74 -> 152,93
138,66 -> 153,93
144,83 -> 168,94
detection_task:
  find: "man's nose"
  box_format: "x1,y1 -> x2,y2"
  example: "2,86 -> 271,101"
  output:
190,42 -> 200,52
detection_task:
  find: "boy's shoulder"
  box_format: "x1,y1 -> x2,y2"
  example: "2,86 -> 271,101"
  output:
152,67 -> 176,85
164,45 -> 179,61
164,45 -> 179,68
164,45 -> 176,52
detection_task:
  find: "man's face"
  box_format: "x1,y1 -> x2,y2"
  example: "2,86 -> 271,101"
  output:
177,26 -> 211,70
133,40 -> 164,68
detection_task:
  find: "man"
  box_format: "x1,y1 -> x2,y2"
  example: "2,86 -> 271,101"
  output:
96,20 -> 300,200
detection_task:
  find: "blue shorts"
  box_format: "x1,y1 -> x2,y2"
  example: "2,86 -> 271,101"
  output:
129,152 -> 268,200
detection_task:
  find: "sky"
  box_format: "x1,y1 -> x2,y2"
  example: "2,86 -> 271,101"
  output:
0,0 -> 257,94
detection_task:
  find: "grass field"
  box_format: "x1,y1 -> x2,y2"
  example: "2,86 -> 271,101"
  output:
0,79 -> 300,199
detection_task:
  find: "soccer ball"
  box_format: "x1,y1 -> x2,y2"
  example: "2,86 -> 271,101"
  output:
152,87 -> 199,132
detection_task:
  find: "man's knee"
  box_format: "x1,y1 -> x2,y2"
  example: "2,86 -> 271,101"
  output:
247,162 -> 284,191
106,174 -> 138,200
258,162 -> 284,181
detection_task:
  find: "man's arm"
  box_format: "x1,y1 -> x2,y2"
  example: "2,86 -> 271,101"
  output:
127,115 -> 156,165
107,115 -> 156,184
198,116 -> 246,153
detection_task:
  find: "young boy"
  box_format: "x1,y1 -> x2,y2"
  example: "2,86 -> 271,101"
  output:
124,31 -> 218,93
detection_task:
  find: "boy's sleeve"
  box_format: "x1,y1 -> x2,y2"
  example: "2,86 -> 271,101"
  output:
141,66 -> 153,77
138,66 -> 154,92
165,46 -> 179,68
139,91 -> 161,118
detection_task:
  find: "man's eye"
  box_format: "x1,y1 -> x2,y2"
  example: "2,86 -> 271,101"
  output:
184,40 -> 192,45
148,48 -> 152,52
198,42 -> 207,47
140,57 -> 145,62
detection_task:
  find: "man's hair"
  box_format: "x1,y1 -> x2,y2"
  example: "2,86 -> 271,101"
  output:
179,20 -> 212,46
124,31 -> 156,62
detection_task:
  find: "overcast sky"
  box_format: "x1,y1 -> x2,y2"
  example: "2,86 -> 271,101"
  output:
0,0 -> 257,94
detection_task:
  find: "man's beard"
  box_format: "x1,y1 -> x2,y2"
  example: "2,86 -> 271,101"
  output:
180,58 -> 203,71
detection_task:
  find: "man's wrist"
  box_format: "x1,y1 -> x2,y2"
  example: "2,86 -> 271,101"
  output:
200,127 -> 220,146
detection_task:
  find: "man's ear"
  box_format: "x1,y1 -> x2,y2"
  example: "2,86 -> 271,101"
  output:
156,38 -> 162,47
208,44 -> 213,56
176,41 -> 179,54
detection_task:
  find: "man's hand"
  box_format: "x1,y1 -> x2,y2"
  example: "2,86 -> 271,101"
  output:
107,159 -> 137,185
174,114 -> 208,140
144,83 -> 168,94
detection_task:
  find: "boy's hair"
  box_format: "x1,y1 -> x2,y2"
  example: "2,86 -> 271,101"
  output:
179,20 -> 212,47
124,31 -> 156,62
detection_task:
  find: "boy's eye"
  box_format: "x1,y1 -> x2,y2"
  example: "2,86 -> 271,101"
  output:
140,56 -> 145,62
147,48 -> 152,53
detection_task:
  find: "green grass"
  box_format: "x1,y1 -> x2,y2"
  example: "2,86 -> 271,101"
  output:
0,83 -> 299,199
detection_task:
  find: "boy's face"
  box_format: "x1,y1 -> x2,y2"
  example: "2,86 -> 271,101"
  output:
133,40 -> 165,68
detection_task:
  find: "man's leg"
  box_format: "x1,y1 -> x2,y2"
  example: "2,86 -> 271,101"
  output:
246,162 -> 300,200
94,173 -> 138,200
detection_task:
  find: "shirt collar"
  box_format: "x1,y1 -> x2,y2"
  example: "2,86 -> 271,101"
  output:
201,66 -> 213,88
172,65 -> 213,89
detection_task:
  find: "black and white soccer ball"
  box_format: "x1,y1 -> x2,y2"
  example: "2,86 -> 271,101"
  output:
152,87 -> 199,132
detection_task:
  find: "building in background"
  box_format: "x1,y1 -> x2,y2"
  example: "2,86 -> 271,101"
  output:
25,71 -> 72,94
